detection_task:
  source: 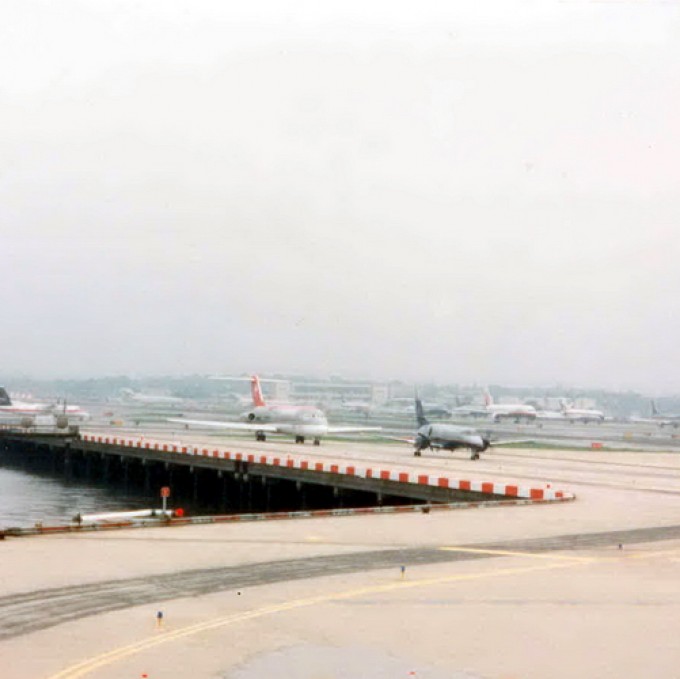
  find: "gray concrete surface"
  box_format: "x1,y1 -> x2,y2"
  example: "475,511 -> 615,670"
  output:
2,438 -> 680,678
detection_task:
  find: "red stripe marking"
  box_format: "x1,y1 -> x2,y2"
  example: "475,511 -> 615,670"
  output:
331,464 -> 339,473
260,456 -> 268,464
438,477 -> 449,488
247,455 -> 255,463
273,457 -> 281,466
380,470 -> 390,480
301,461 -> 309,470
530,488 -> 544,500
399,472 -> 409,483
287,459 -> 295,468
418,475 -> 429,485
459,480 -> 471,491
366,469 -> 373,478
481,482 -> 494,494
505,485 -> 519,496
315,462 -> 324,472
346,466 -> 355,475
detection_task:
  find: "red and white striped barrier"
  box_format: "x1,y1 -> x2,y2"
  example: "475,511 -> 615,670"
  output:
1,494 -> 572,538
81,433 -> 574,503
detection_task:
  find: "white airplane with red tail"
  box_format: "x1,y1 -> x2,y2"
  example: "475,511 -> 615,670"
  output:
169,376 -> 380,445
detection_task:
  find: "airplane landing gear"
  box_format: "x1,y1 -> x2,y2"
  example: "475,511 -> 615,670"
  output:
471,451 -> 480,460
414,450 -> 422,457
256,432 -> 266,442
295,435 -> 305,444
313,438 -> 321,446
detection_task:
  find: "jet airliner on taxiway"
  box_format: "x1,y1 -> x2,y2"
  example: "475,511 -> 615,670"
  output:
168,376 -> 381,445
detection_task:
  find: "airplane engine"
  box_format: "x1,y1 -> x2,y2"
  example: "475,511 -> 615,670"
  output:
414,433 -> 429,453
246,412 -> 256,421
55,415 -> 69,429
481,438 -> 491,452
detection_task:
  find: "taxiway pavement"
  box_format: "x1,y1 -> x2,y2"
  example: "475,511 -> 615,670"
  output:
1,435 -> 679,679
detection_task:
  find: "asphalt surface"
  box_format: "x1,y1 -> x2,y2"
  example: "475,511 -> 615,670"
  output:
3,523 -> 680,642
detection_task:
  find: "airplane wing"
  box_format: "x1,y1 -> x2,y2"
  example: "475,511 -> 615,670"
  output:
382,435 -> 415,444
326,426 -> 382,434
167,418 -> 279,433
490,439 -> 535,447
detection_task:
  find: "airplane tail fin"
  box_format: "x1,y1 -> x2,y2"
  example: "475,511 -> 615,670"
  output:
483,389 -> 493,407
0,388 -> 11,406
559,399 -> 569,413
651,399 -> 659,416
415,396 -> 429,427
250,376 -> 266,407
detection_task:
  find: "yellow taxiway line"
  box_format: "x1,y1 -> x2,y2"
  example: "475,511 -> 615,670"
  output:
47,558 -> 580,679
47,543 -> 680,678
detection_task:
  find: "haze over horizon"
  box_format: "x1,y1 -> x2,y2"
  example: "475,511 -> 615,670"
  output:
2,2 -> 679,393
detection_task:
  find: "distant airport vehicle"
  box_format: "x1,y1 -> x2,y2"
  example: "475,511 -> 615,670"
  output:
559,400 -> 605,424
392,397 -> 491,459
456,390 -> 536,422
168,375 -> 381,445
0,387 -> 89,429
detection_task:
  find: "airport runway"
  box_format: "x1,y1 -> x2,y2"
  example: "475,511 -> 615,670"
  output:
2,433 -> 680,678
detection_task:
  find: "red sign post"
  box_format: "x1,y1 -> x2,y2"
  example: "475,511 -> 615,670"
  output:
161,486 -> 171,515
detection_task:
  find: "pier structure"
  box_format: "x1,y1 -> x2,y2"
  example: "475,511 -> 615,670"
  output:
0,431 -> 573,524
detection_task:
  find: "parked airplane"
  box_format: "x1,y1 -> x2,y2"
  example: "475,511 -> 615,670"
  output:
560,400 -> 605,424
376,399 -> 452,418
120,388 -> 186,406
650,400 -> 680,428
168,375 -> 381,445
457,390 -> 536,422
0,387 -> 89,428
534,409 -> 565,422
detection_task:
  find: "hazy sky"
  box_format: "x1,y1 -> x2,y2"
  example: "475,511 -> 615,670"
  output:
2,1 -> 680,391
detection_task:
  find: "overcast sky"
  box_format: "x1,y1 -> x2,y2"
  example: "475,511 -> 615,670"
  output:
2,1 -> 679,391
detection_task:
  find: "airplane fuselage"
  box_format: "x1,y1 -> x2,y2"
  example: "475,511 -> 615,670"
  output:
240,404 -> 331,439
562,408 -> 604,423
0,403 -> 89,427
487,405 -> 536,421
416,423 -> 487,452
